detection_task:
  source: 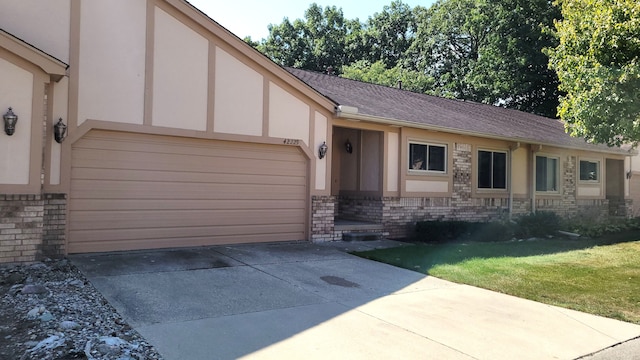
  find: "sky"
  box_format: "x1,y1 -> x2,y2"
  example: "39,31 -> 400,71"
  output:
187,0 -> 437,41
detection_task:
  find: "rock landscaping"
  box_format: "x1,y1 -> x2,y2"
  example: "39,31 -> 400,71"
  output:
0,258 -> 163,360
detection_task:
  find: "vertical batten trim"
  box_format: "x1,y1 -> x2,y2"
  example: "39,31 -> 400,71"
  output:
262,78 -> 269,138
143,0 -> 155,126
207,42 -> 215,132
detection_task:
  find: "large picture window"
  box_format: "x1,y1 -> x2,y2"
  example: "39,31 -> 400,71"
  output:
536,155 -> 559,192
409,142 -> 446,173
579,160 -> 599,181
478,150 -> 507,189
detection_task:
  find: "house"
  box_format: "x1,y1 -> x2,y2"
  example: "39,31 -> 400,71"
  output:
0,0 -> 635,263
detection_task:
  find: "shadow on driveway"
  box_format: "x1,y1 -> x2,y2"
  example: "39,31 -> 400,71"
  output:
70,240 -> 640,360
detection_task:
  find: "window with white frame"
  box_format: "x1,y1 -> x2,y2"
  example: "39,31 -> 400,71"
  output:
536,155 -> 559,192
409,142 -> 446,173
579,160 -> 599,181
478,150 -> 507,189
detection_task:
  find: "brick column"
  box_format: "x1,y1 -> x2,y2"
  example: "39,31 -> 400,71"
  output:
0,195 -> 44,263
311,195 -> 335,242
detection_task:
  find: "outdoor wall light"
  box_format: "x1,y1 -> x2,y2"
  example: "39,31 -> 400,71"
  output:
3,107 -> 18,136
345,139 -> 353,154
318,141 -> 328,159
54,118 -> 67,143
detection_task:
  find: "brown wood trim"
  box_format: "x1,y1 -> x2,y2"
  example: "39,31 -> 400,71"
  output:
207,42 -> 215,132
0,31 -> 67,80
262,78 -> 269,137
143,0 -> 156,126
43,82 -> 54,189
70,119 -> 315,160
308,106 -> 316,191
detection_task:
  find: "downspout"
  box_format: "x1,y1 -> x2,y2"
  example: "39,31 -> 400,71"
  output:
508,142 -> 521,220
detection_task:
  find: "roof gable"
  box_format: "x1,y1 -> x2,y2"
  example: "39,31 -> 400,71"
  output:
0,29 -> 67,82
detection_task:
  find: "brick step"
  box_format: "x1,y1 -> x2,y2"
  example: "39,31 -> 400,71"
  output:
342,232 -> 386,241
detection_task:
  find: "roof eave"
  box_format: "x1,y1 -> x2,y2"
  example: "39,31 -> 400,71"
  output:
336,111 -> 636,156
0,29 -> 68,82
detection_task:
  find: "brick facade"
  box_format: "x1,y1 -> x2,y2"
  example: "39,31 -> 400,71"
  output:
0,194 -> 66,263
330,144 -> 623,240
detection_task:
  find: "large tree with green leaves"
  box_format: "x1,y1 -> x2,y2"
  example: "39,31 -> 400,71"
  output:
341,60 -> 435,93
407,0 -> 561,117
547,0 -> 640,146
257,4 -> 362,73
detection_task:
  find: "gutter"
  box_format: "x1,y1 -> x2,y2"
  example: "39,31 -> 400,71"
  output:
336,108 -> 637,156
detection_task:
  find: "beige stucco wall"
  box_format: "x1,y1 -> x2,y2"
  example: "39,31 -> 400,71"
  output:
387,132 -> 399,192
50,77 -> 69,185
314,112 -> 327,190
153,7 -> 208,131
0,0 -> 71,62
0,58 -> 33,184
213,47 -> 263,136
406,180 -> 449,193
512,147 -> 528,195
577,186 -> 601,197
77,0 -> 146,125
338,128 -> 359,192
269,82 -> 310,145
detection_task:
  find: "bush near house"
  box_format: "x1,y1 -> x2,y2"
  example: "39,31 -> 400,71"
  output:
415,212 -> 640,244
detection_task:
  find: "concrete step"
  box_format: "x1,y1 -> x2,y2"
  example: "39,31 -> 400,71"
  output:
342,232 -> 385,242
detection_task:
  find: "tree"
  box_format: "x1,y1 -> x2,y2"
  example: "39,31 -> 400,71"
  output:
547,0 -> 640,146
361,1 -> 420,67
257,4 -> 363,72
341,60 -> 435,93
407,0 -> 561,117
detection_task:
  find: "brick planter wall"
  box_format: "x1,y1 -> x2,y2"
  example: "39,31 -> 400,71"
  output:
0,193 -> 66,263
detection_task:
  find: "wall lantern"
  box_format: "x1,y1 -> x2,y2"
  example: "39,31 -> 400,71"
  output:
3,107 -> 18,136
345,139 -> 353,154
54,118 -> 67,143
318,141 -> 328,159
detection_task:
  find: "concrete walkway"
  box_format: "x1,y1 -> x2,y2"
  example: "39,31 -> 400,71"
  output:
70,241 -> 640,360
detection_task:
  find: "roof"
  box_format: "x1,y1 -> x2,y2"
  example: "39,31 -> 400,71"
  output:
287,68 -> 631,155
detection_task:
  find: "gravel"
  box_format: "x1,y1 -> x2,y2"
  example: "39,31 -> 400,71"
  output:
0,258 -> 163,360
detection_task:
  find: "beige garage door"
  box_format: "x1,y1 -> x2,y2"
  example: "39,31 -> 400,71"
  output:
68,130 -> 308,253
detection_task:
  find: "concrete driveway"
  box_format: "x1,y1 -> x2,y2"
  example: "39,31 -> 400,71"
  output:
70,241 -> 640,360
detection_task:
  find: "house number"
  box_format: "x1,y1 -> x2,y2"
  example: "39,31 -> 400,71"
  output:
283,139 -> 300,145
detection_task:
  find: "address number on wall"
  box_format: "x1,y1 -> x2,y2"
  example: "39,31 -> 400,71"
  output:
283,139 -> 300,145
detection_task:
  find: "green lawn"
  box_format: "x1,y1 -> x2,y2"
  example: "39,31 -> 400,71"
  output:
354,234 -> 640,324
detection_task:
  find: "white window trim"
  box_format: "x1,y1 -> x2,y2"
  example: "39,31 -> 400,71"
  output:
408,141 -> 448,175
535,154 -> 561,193
477,149 -> 509,191
578,158 -> 601,184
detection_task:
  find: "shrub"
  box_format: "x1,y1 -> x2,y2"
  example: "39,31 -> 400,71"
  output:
414,220 -> 514,243
515,211 -> 561,238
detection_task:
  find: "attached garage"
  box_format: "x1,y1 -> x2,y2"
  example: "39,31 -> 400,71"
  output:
68,130 -> 308,253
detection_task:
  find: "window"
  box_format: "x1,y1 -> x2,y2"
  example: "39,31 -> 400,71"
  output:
478,150 -> 507,189
409,142 -> 446,173
579,160 -> 599,181
536,155 -> 558,192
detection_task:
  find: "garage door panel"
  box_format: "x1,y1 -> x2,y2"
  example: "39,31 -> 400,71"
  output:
69,209 -> 305,230
69,223 -> 305,243
69,199 -> 307,212
70,180 -> 306,200
70,168 -> 306,186
69,130 -> 308,253
68,231 -> 305,254
72,150 -> 306,177
74,136 -> 306,162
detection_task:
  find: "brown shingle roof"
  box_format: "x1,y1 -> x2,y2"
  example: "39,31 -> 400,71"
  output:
287,67 -> 629,155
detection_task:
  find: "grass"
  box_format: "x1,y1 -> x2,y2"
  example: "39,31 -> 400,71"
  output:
354,232 -> 640,324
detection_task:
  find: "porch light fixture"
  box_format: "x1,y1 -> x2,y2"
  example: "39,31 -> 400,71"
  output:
54,118 -> 67,143
345,139 -> 353,154
318,141 -> 328,159
3,107 -> 18,136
